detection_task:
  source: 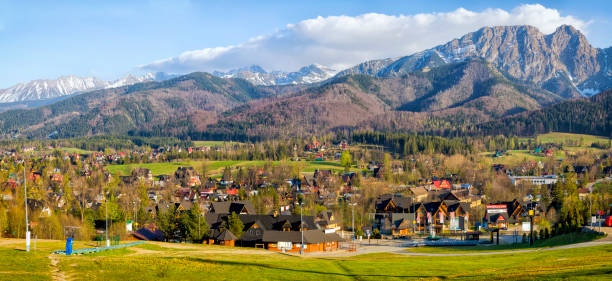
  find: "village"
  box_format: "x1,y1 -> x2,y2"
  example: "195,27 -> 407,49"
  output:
0,133 -> 609,255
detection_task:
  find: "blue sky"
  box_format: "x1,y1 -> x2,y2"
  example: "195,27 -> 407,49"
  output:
1,0 -> 611,88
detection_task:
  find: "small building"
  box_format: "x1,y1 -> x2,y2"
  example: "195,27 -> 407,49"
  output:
483,200 -> 524,229
216,229 -> 237,246
508,175 -> 558,186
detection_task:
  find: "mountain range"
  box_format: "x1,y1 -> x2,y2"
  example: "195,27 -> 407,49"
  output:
338,25 -> 611,97
212,64 -> 337,86
0,24 -> 610,140
0,72 -> 177,108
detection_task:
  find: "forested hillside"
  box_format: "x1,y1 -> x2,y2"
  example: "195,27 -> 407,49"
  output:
459,89 -> 612,138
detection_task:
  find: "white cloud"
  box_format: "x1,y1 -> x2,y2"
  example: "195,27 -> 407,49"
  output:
141,4 -> 588,73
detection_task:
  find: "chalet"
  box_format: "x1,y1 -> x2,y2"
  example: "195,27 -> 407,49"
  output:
205,211 -> 343,252
209,201 -> 255,215
125,168 -> 153,185
174,167 -> 201,187
483,200 -> 524,229
374,193 -> 471,235
215,229 -> 237,246
315,211 -> 340,231
263,230 -> 342,252
375,194 -> 412,213
409,186 -> 428,202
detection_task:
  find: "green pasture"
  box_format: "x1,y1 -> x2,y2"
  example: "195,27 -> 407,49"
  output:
0,239 -> 610,280
105,160 -> 362,177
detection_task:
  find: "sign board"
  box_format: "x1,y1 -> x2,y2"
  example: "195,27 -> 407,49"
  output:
487,204 -> 507,209
522,222 -> 531,232
592,216 -> 597,225
528,210 -> 534,216
278,242 -> 292,250
486,205 -> 506,214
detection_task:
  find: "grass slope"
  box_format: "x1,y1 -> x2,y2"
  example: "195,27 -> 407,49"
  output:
105,160 -> 360,177
0,239 -> 610,280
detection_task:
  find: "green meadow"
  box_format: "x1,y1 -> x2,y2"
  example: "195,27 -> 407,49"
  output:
105,160 -> 362,177
0,239 -> 610,280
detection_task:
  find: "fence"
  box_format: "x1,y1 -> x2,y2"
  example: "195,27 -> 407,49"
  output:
52,241 -> 146,255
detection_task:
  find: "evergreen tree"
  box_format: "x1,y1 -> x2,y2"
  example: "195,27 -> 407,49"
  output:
184,204 -> 209,242
228,212 -> 244,238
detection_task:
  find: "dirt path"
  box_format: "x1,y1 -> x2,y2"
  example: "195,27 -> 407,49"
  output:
48,255 -> 70,281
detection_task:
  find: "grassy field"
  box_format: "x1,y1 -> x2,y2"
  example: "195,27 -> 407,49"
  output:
405,231 -> 605,254
0,239 -> 610,280
480,149 -> 554,166
535,132 -> 610,146
192,141 -> 244,148
105,160 -> 361,177
105,161 -> 197,176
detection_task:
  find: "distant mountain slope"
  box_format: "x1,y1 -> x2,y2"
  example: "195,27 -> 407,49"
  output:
0,76 -> 108,103
0,73 -> 275,138
204,59 -> 565,139
213,64 -> 337,86
1,24 -> 608,140
339,25 -> 611,97
466,89 -> 612,138
0,72 -> 175,104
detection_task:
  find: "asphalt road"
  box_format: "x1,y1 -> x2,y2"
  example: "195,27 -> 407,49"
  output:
397,227 -> 612,256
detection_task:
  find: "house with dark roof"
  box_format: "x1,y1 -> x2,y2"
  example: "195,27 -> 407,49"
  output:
205,202 -> 343,252
209,201 -> 255,215
483,200 -> 524,229
374,193 -> 471,235
215,229 -> 237,246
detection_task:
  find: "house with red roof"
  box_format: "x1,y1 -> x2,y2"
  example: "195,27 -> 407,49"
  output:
432,180 -> 451,189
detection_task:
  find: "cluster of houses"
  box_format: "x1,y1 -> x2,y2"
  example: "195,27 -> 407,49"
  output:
372,190 -> 471,237
136,200 -> 344,253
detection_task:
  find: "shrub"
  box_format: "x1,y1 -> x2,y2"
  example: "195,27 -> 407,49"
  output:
522,233 -> 527,243
544,228 -> 550,239
539,229 -> 545,240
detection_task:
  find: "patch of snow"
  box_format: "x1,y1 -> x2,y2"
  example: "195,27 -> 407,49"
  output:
578,88 -> 599,96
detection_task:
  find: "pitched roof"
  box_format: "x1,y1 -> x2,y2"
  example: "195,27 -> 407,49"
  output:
375,194 -> 411,211
410,186 -> 428,197
133,227 -> 165,241
216,229 -> 237,241
210,200 -> 255,214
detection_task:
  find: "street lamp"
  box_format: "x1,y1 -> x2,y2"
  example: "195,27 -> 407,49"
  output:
105,192 -> 109,247
528,209 -> 534,246
348,202 -> 357,244
24,164 -> 30,252
299,200 -> 304,255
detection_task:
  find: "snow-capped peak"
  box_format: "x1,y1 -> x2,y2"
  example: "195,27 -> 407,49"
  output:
212,64 -> 337,86
0,72 -> 168,103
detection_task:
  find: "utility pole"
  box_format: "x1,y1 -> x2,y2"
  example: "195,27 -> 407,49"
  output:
529,209 -> 534,246
300,202 -> 303,255
24,164 -> 30,252
105,192 -> 109,247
